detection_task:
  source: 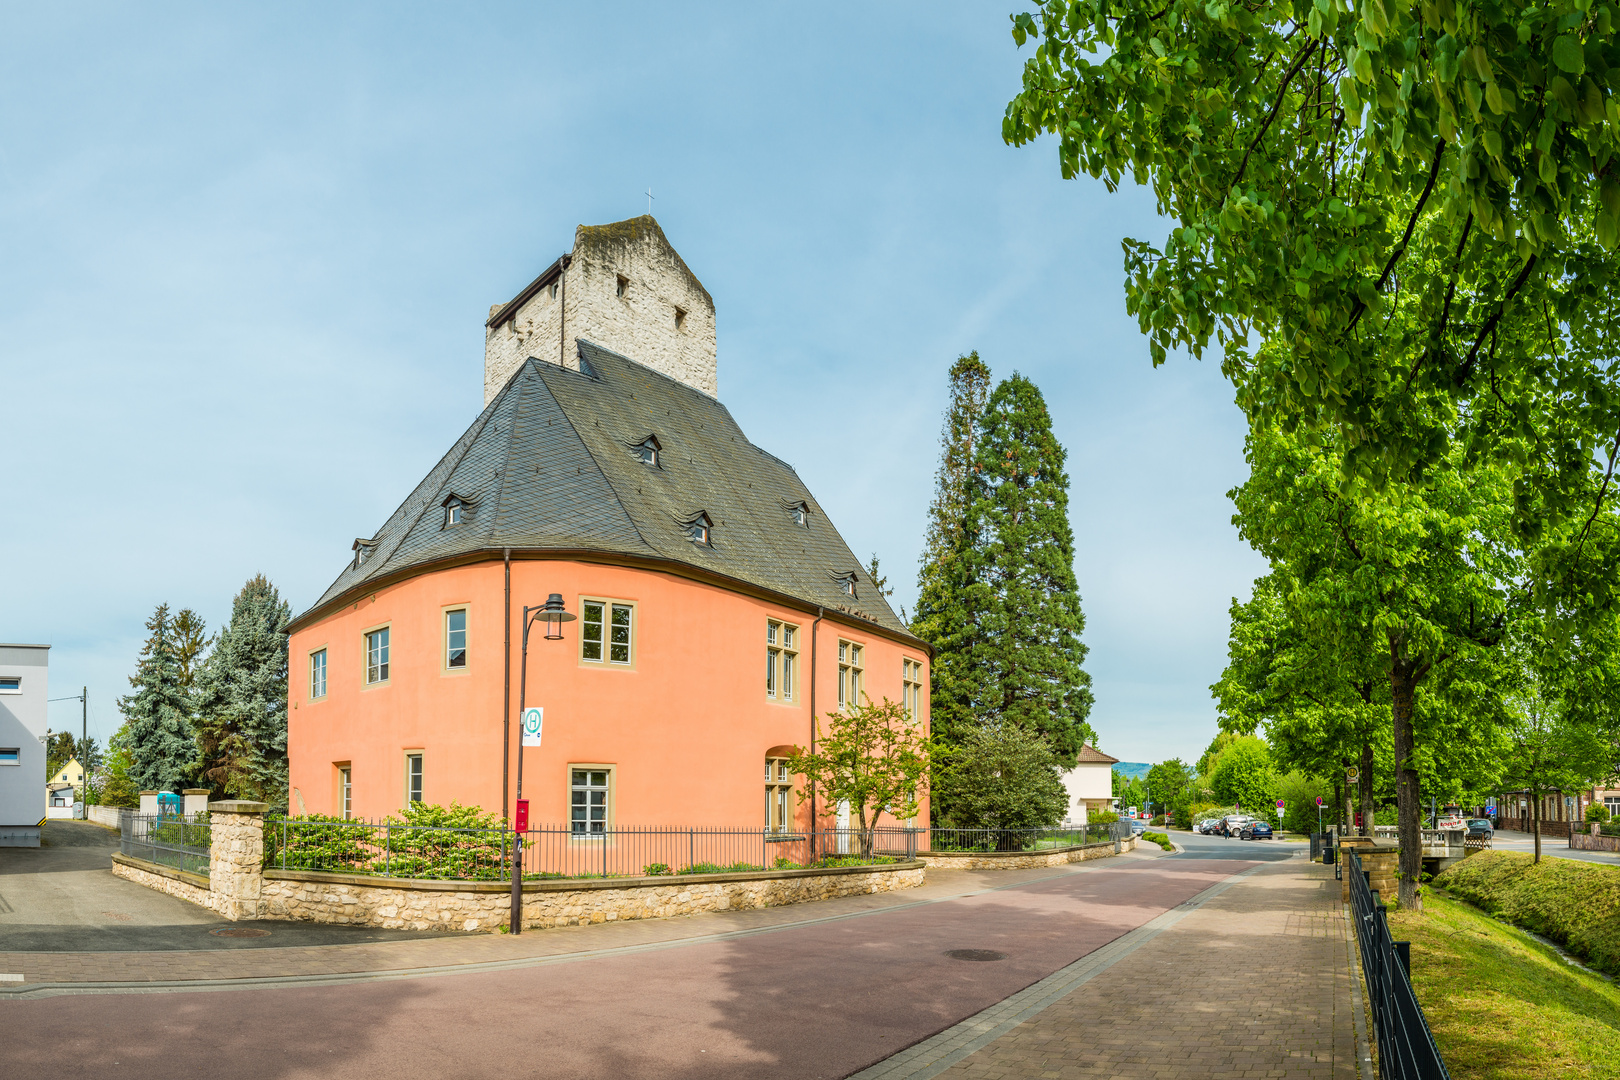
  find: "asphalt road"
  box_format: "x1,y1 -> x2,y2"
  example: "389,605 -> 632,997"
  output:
0,853 -> 1262,1080
1485,828 -> 1620,866
1163,828 -> 1303,861
0,820 -> 446,950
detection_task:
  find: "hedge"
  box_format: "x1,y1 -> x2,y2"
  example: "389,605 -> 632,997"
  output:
1436,852 -> 1620,979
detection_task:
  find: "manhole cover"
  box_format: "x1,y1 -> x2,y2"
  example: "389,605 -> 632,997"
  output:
945,949 -> 1007,962
209,927 -> 272,938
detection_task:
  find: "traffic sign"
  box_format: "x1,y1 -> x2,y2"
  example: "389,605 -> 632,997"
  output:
521,707 -> 544,747
1316,796 -> 1323,807
1276,799 -> 1285,809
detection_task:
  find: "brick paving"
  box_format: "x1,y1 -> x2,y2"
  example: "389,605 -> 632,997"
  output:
0,854 -> 1158,990
905,857 -> 1360,1080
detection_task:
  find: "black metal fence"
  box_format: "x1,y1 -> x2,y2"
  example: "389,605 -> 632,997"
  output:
121,812 -> 211,877
263,820 -> 929,882
1345,847 -> 1450,1080
260,819 -> 1134,882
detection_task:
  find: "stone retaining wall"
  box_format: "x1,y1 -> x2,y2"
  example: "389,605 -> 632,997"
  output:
1571,829 -> 1620,852
111,853 -> 216,912
262,862 -> 926,932
912,836 -> 1135,872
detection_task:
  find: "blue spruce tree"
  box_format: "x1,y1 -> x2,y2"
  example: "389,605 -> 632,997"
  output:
119,604 -> 198,792
193,575 -> 291,805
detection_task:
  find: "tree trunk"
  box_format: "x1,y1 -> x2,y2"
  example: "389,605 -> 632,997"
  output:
1531,786 -> 1542,864
1391,659 -> 1422,911
1359,741 -> 1375,835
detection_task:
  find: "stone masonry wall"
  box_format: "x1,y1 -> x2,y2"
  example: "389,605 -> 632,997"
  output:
484,216 -> 718,405
112,854 -> 216,913
208,802 -> 268,920
263,863 -> 925,933
916,836 -> 1136,872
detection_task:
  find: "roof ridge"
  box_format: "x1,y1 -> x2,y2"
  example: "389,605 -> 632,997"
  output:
478,359 -> 537,546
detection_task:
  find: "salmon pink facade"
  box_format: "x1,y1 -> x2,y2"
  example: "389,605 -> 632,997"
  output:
288,556 -> 927,828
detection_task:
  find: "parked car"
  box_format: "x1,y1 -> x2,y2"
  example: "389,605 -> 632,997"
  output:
1218,815 -> 1253,837
1129,818 -> 1148,835
1465,818 -> 1494,841
1239,820 -> 1274,840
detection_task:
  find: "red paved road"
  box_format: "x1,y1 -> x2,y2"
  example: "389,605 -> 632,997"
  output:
7,859 -> 1256,1080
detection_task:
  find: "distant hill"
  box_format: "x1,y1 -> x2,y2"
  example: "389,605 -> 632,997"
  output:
1112,762 -> 1152,780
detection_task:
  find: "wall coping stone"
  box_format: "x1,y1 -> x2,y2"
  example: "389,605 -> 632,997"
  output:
182,789 -> 210,796
210,800 -> 269,814
112,852 -> 209,891
264,859 -> 926,894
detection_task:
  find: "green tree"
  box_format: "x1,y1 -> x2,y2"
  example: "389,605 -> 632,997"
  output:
961,374 -> 1095,764
192,574 -> 291,805
934,722 -> 1070,832
1003,0 -> 1620,500
171,608 -> 210,690
1210,736 -> 1279,820
1147,758 -> 1194,815
914,351 -> 995,760
97,728 -> 140,808
44,730 -> 75,781
790,697 -> 931,857
119,603 -> 197,792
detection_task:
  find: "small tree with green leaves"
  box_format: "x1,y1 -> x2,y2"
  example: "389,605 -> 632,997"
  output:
790,697 -> 930,858
934,722 -> 1069,841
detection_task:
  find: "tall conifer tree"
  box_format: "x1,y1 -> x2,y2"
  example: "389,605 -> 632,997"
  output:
192,574 -> 291,804
119,603 -> 197,792
914,352 -> 993,755
962,374 -> 1094,766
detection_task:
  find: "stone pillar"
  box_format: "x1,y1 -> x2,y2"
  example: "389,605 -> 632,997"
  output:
208,800 -> 269,921
139,791 -> 159,816
182,789 -> 210,817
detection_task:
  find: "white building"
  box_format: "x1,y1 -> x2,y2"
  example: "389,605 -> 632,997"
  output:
0,643 -> 50,846
1060,744 -> 1118,826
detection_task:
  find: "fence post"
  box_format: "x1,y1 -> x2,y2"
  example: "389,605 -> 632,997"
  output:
207,800 -> 269,922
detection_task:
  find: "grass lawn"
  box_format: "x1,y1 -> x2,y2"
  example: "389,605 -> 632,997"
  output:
1388,889 -> 1620,1079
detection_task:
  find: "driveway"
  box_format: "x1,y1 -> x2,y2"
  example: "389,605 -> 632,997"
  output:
0,820 -> 444,950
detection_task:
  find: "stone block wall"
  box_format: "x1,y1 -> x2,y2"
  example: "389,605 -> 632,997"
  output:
262,862 -> 925,932
112,854 -> 215,912
484,216 -> 718,405
916,837 -> 1136,872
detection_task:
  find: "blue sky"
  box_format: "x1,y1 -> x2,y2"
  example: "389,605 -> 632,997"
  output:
0,3 -> 1263,764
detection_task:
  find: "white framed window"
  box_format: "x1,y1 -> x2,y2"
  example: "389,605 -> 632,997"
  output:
837,640 -> 864,711
445,608 -> 468,669
364,627 -> 390,685
446,501 -> 463,526
766,756 -> 794,833
339,766 -> 352,819
0,676 -> 19,694
581,600 -> 633,665
0,749 -> 19,765
405,753 -> 423,804
790,502 -> 809,528
902,658 -> 924,721
571,767 -> 612,835
767,620 -> 798,702
636,436 -> 661,467
685,512 -> 713,546
309,649 -> 327,700
1607,796 -> 1620,817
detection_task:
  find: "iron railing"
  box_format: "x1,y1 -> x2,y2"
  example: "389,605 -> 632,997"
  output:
1345,847 -> 1450,1080
121,811 -> 211,877
263,820 -> 929,881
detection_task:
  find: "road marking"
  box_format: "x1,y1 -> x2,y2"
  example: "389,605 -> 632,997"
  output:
847,863 -> 1269,1080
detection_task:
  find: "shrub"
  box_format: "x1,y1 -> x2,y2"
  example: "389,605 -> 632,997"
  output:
1587,804 -> 1611,824
1149,814 -> 1166,826
1089,810 -> 1119,825
642,863 -> 672,876
1436,852 -> 1620,978
1142,831 -> 1174,851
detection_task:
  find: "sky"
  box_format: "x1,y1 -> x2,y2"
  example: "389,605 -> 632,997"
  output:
0,2 -> 1265,764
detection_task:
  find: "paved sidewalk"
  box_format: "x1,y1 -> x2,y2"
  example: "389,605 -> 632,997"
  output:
0,848 -> 1169,991
865,856 -> 1361,1080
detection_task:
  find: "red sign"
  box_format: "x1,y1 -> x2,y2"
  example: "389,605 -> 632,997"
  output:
515,799 -> 530,833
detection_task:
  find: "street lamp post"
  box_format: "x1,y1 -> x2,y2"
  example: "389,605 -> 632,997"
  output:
510,593 -> 576,935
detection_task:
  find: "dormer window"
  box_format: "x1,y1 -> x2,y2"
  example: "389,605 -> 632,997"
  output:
834,571 -> 858,598
352,538 -> 377,568
441,493 -> 472,528
634,435 -> 662,468
790,502 -> 810,528
685,512 -> 714,547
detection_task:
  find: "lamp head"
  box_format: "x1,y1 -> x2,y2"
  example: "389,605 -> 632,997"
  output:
540,592 -> 575,641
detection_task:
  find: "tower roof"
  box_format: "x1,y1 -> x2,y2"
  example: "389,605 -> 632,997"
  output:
290,341 -> 917,642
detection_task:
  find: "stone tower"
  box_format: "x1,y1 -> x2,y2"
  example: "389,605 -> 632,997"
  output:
483,216 -> 717,405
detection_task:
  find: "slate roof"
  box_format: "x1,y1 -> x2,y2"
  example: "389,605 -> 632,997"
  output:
291,341 -> 918,642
